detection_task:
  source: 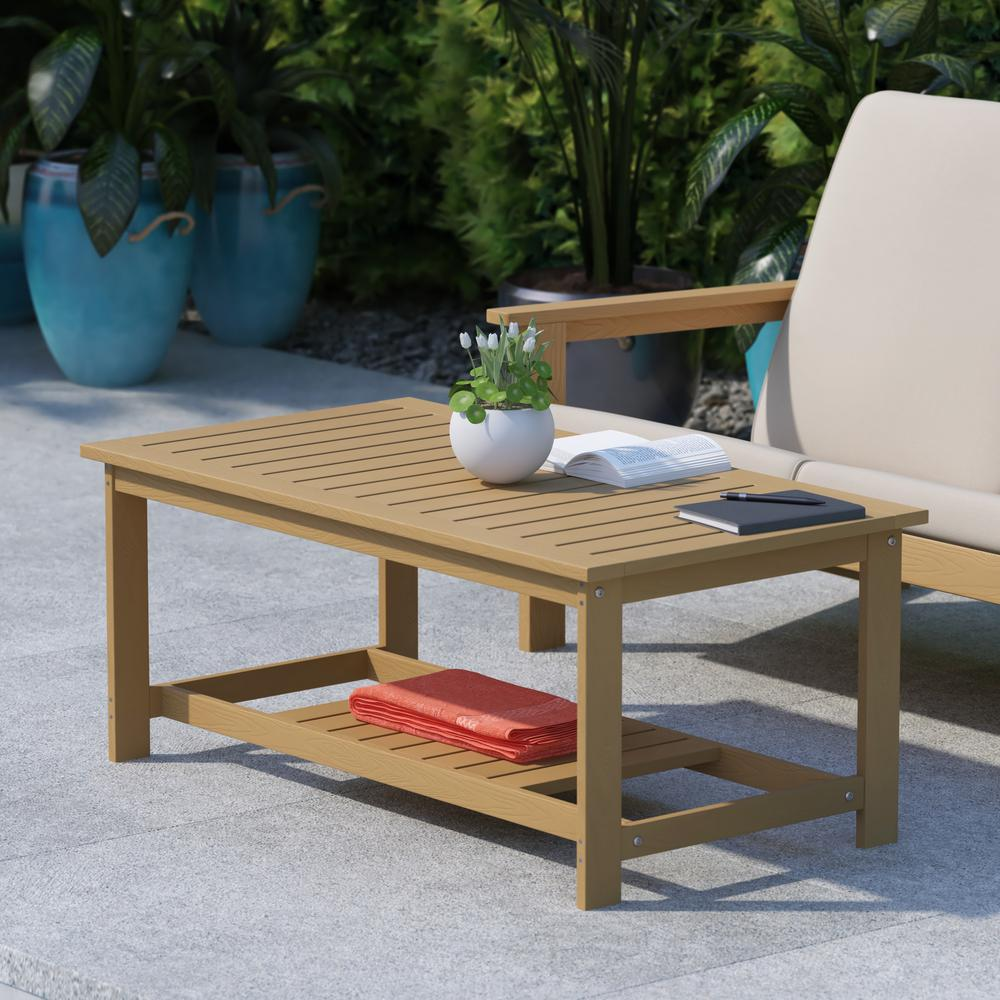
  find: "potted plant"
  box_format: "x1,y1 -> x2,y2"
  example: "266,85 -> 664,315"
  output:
1,0 -> 204,387
0,4 -> 81,326
684,0 -> 979,402
449,318 -> 556,484
180,1 -> 342,348
484,0 -> 721,424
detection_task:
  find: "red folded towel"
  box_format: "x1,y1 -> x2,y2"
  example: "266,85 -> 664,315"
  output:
348,669 -> 577,763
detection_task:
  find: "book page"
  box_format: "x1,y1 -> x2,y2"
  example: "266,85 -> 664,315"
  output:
547,430 -> 648,471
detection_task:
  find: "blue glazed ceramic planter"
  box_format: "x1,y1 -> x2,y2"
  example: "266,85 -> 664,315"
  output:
745,320 -> 782,408
191,153 -> 323,347
23,158 -> 195,387
0,163 -> 34,326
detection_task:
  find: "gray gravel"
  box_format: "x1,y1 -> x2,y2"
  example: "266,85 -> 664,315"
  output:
251,297 -> 754,438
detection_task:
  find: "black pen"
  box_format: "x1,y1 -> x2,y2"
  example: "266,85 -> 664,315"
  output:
720,492 -> 825,505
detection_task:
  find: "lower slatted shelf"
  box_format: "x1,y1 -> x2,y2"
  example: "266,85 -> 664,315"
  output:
271,698 -> 721,795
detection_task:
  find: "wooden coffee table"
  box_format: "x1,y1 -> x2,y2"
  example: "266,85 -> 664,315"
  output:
82,397 -> 927,909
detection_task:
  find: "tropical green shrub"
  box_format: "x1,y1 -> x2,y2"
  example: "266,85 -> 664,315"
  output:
0,0 -> 210,256
684,0 -> 991,350
179,0 -> 342,210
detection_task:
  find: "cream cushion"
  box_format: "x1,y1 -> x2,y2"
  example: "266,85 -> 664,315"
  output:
795,460 -> 1000,554
552,404 -> 807,479
753,92 -> 1000,494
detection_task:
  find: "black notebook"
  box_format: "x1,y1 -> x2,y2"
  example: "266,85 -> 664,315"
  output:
675,490 -> 865,535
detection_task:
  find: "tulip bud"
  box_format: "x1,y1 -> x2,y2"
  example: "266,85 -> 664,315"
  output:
523,336 -> 536,353
487,333 -> 499,350
459,331 -> 472,349
508,321 -> 520,337
476,334 -> 488,350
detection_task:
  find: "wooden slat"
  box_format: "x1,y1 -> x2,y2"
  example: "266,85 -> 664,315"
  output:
486,281 -> 796,339
901,533 -> 1000,604
623,535 -> 867,603
621,775 -> 864,859
158,685 -> 578,840
151,647 -> 371,707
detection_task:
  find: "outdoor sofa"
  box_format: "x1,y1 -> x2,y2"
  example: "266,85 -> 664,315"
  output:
488,91 -> 1000,650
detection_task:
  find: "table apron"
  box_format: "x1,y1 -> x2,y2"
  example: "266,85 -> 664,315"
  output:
111,467 -> 580,606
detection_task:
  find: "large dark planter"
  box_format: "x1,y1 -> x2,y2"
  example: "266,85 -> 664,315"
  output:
498,265 -> 700,425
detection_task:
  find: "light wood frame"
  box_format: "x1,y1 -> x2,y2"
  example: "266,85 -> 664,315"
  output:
103,463 -> 905,910
487,281 -> 999,652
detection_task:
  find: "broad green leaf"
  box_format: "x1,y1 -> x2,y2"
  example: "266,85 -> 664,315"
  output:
269,126 -> 341,208
724,25 -> 842,81
28,27 -> 102,151
230,109 -> 277,206
888,52 -> 974,93
449,390 -> 476,413
204,58 -> 235,127
684,97 -> 782,226
529,394 -> 550,412
466,404 -> 486,424
535,361 -> 552,379
733,217 -> 809,353
726,160 -> 827,274
0,16 -> 57,38
152,125 -> 192,213
77,132 -> 140,257
864,0 -> 928,48
794,0 -> 849,61
762,84 -> 835,147
907,0 -> 938,55
0,114 -> 30,223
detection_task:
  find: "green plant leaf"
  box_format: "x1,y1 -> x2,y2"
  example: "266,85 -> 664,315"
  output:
230,109 -> 277,205
449,390 -> 476,413
0,16 -> 57,39
733,217 -> 809,353
906,0 -> 938,55
77,132 -> 141,257
152,124 -> 192,213
684,97 -> 782,226
726,161 -> 828,275
864,0 -> 928,48
762,84 -> 835,147
204,58 -> 236,127
529,394 -> 550,411
535,360 -> 552,379
794,0 -> 849,63
724,25 -> 843,81
888,52 -> 974,93
28,27 -> 102,151
269,126 -> 341,208
466,404 -> 486,424
0,114 -> 30,224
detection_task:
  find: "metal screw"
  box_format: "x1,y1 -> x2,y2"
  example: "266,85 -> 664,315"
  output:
845,791 -> 855,802
594,587 -> 605,598
887,536 -> 897,547
633,836 -> 643,847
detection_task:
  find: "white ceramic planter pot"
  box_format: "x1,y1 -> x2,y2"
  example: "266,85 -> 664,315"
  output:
449,407 -> 556,484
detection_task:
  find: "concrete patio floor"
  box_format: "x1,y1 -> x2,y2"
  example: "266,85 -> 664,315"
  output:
2,322 -> 1000,1000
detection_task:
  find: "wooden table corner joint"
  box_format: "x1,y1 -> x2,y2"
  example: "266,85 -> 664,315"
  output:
85,399 -> 926,910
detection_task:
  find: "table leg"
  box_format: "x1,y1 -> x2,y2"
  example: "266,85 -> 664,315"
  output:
856,529 -> 902,848
379,559 -> 418,658
518,595 -> 566,652
105,468 -> 150,762
576,579 -> 623,910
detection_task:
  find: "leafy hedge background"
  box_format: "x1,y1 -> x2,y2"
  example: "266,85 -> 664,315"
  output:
191,0 -> 999,368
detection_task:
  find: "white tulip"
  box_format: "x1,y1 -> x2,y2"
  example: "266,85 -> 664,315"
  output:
523,336 -> 536,353
508,321 -> 520,337
487,332 -> 499,350
476,334 -> 488,349
459,331 -> 472,349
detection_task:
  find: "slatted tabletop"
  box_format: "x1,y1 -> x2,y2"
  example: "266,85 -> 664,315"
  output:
81,397 -> 926,581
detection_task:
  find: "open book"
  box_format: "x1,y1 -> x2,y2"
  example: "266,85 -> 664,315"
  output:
546,430 -> 731,488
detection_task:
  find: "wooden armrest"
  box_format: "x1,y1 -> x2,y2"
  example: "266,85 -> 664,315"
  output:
485,280 -> 795,341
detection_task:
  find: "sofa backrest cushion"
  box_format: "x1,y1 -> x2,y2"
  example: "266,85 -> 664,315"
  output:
753,92 -> 1000,494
